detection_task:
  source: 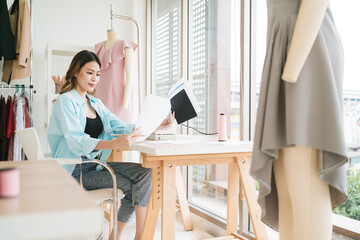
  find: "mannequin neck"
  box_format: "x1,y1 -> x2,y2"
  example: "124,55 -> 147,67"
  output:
105,30 -> 119,50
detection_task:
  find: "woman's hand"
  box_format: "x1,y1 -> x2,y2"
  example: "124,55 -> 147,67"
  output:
94,128 -> 144,151
112,128 -> 143,149
156,112 -> 175,131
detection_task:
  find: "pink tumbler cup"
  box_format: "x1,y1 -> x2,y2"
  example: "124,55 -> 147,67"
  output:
218,113 -> 227,142
0,168 -> 20,198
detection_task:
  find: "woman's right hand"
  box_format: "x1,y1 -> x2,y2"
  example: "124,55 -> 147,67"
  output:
112,128 -> 143,149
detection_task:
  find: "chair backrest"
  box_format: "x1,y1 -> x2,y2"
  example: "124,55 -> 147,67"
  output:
16,127 -> 45,161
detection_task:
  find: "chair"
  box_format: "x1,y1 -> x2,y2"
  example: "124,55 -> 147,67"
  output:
16,127 -> 121,240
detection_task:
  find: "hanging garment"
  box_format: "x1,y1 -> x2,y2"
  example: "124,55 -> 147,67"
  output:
7,96 -> 15,161
0,96 -> 9,160
13,95 -> 26,161
0,0 -> 16,61
250,0 -> 348,230
24,93 -> 31,126
2,0 -> 32,84
22,96 -> 30,160
95,40 -> 137,122
0,96 -> 4,159
24,98 -> 29,128
0,96 -> 8,161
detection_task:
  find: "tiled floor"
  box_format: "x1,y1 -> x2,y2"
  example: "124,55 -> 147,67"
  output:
111,212 -> 227,240
333,233 -> 354,240
115,212 -> 355,240
187,191 -> 355,240
266,225 -> 354,240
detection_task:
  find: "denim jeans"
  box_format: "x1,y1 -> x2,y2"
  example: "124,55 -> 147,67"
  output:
71,161 -> 152,222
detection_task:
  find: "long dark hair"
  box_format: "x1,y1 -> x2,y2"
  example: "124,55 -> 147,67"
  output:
60,50 -> 101,95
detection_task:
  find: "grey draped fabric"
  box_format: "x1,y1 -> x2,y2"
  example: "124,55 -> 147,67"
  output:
251,0 -> 348,230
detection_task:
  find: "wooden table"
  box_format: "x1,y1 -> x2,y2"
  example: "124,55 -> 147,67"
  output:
131,139 -> 268,240
0,160 -> 101,239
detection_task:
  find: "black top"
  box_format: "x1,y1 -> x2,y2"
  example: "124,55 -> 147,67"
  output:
84,111 -> 103,139
0,0 -> 16,61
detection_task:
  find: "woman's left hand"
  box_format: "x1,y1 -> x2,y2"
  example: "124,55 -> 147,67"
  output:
156,112 -> 175,131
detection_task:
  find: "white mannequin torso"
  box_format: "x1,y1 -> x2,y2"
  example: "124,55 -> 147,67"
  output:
105,30 -> 120,50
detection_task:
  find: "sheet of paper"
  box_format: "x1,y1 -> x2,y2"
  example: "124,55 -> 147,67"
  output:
135,95 -> 171,142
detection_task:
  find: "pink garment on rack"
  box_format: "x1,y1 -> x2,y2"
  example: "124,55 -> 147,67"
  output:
95,40 -> 137,122
24,101 -> 29,128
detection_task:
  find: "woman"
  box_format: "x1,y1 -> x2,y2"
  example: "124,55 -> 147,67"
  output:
47,50 -> 174,240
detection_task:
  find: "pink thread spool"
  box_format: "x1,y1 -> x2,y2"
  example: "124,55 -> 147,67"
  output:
218,113 -> 227,142
0,168 -> 20,198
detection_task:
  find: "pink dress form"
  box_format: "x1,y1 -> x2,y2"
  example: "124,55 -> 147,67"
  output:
95,40 -> 137,122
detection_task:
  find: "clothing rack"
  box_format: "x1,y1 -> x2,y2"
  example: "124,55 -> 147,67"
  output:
0,0 -> 35,126
0,84 -> 34,89
110,5 -> 142,111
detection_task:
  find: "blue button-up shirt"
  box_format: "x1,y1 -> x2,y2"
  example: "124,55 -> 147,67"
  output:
47,89 -> 135,174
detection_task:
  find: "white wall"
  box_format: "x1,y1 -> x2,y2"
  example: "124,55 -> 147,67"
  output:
27,0 -> 147,148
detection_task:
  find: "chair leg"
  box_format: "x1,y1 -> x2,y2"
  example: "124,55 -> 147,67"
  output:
109,203 -> 114,235
107,199 -> 121,238
102,202 -> 113,237
95,202 -> 109,240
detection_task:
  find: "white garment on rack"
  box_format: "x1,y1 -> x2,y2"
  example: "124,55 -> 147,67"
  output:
13,96 -> 26,161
